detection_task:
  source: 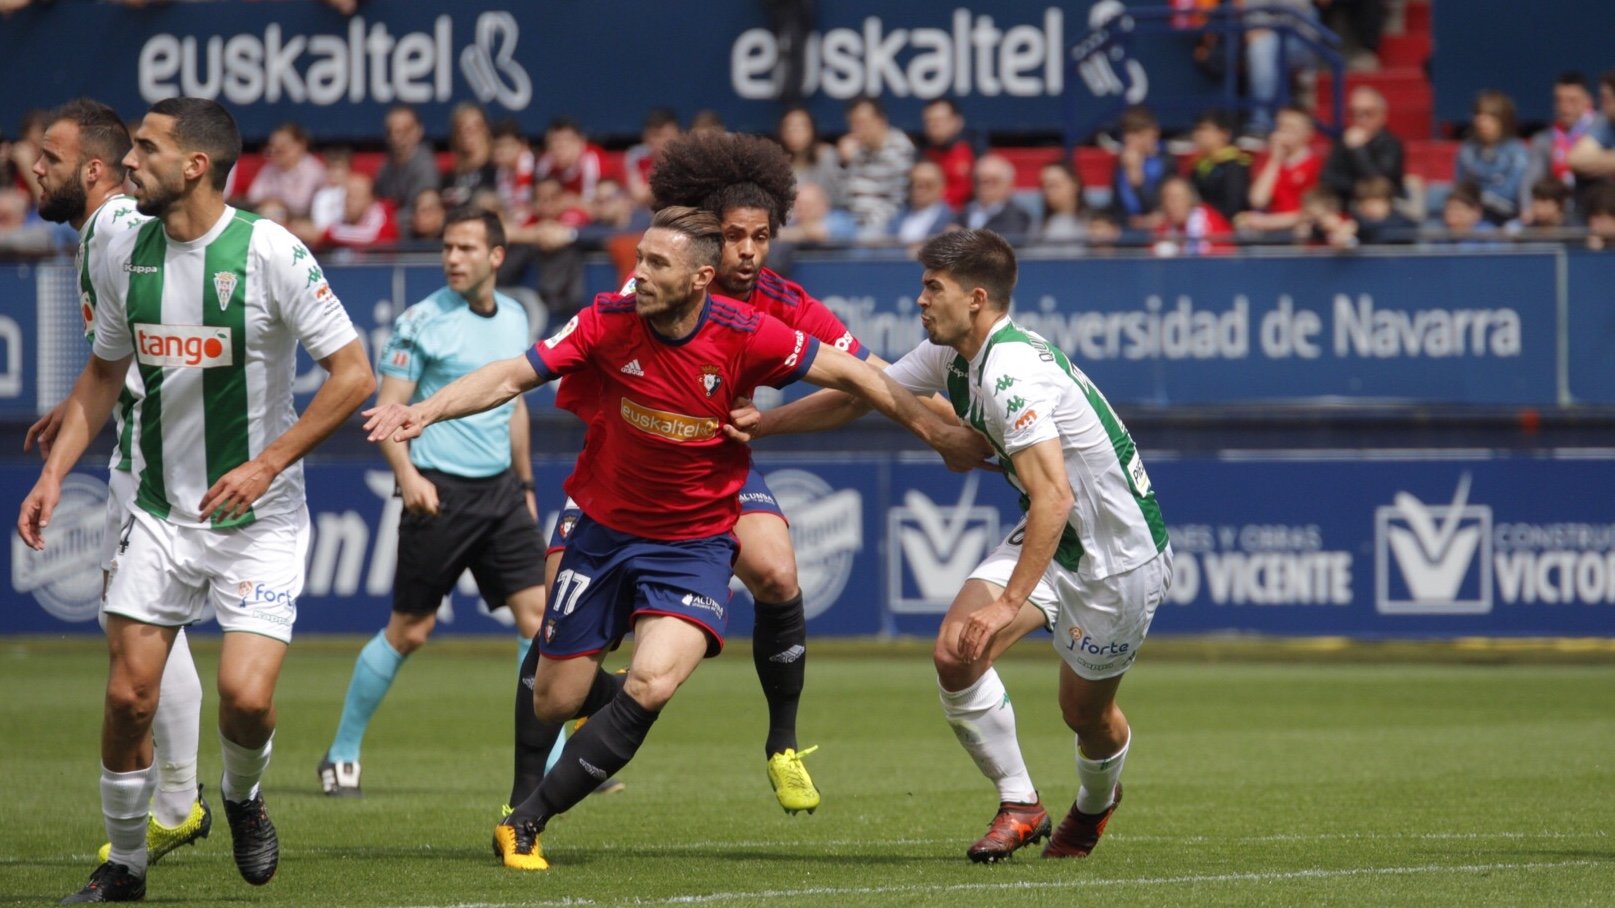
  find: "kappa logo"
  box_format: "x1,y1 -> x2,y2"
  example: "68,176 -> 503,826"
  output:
887,473 -> 999,614
212,271 -> 238,311
1375,473 -> 1492,615
700,365 -> 722,397
620,359 -> 645,377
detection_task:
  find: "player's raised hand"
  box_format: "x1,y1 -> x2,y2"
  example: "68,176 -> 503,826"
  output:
23,401 -> 66,459
723,396 -> 762,443
364,402 -> 426,443
199,459 -> 274,523
16,477 -> 62,551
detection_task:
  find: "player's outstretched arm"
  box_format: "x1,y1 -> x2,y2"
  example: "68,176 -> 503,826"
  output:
365,354 -> 542,444
199,337 -> 377,522
23,399 -> 67,459
17,352 -> 131,550
724,387 -> 873,443
957,437 -> 1073,661
800,345 -> 988,471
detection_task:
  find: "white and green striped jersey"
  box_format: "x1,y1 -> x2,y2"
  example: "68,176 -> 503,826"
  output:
91,206 -> 358,529
885,316 -> 1168,580
79,194 -> 149,474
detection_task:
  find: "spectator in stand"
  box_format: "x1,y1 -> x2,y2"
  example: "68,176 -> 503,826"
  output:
254,197 -> 292,229
1522,178 -> 1571,233
1434,182 -> 1500,247
1241,0 -> 1320,137
247,121 -> 326,217
1152,174 -> 1233,256
320,171 -> 398,250
1294,187 -> 1358,249
1236,104 -> 1322,234
1036,161 -> 1088,243
441,102 -> 498,209
535,116 -> 604,205
492,119 -> 537,221
778,105 -> 841,205
1351,175 -> 1416,244
1568,71 -> 1615,202
582,176 -> 650,239
376,105 -> 440,223
919,98 -> 980,211
837,96 -> 915,240
408,188 -> 447,243
1526,73 -> 1596,210
7,109 -> 47,203
1109,105 -> 1169,230
1456,90 -> 1530,226
501,175 -> 591,321
1322,86 -> 1404,202
889,160 -> 954,246
308,145 -> 353,233
955,154 -> 1033,240
1189,109 -> 1252,222
1584,182 -> 1615,250
0,185 -> 54,256
777,180 -> 857,246
624,107 -> 680,209
690,109 -> 727,135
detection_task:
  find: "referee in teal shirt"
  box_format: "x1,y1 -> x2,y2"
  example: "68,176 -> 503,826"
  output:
319,207 -> 548,797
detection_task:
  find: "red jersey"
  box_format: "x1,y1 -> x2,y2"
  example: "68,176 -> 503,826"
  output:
527,292 -> 820,540
1268,152 -> 1322,214
554,267 -> 866,422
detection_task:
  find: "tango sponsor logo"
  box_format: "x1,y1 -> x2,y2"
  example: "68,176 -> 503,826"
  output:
618,396 -> 718,443
133,324 -> 233,368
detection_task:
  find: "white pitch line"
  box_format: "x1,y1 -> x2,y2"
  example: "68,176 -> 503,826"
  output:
408,859 -> 1602,908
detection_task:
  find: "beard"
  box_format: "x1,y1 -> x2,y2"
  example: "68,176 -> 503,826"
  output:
133,177 -> 182,218
37,178 -> 88,225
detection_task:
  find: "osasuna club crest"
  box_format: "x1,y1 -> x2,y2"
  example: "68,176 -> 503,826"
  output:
700,365 -> 722,397
213,271 -> 238,311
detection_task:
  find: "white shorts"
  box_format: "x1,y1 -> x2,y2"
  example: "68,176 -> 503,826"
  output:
104,505 -> 311,643
99,469 -> 137,573
968,526 -> 1173,681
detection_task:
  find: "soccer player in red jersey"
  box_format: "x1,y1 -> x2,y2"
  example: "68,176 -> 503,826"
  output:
365,206 -> 978,870
507,132 -> 967,819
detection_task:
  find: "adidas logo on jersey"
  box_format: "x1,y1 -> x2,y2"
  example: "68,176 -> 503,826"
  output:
620,359 -> 645,377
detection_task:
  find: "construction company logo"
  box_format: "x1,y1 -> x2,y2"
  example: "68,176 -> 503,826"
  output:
680,592 -> 725,622
1376,474 -> 1492,615
764,469 -> 862,620
139,11 -> 532,110
887,473 -> 1000,614
212,271 -> 238,311
619,396 -> 718,443
12,474 -> 109,623
133,323 -> 234,368
700,365 -> 722,398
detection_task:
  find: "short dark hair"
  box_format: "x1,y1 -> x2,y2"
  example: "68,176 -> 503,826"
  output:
1194,108 -> 1235,134
1530,178 -> 1570,205
846,95 -> 886,119
923,97 -> 961,116
1555,71 -> 1590,92
651,205 -> 722,269
491,118 -> 524,142
545,116 -> 582,137
643,107 -> 679,130
1602,70 -> 1615,98
48,97 -> 131,180
1584,181 -> 1615,219
1446,182 -> 1483,210
917,229 -> 1018,310
1354,175 -> 1397,202
148,97 -> 241,191
1118,104 -> 1158,134
649,130 -> 797,232
443,205 -> 506,250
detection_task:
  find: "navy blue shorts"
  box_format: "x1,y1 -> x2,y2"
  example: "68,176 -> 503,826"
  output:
547,467 -> 784,553
539,512 -> 738,660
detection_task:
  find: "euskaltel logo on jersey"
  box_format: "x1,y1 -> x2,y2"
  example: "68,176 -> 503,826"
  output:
133,324 -> 234,368
619,396 -> 718,443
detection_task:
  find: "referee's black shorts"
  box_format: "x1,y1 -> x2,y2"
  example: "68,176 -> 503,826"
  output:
393,468 -> 547,615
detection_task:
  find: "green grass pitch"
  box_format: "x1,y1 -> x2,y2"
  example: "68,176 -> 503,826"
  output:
1,636 -> 1611,906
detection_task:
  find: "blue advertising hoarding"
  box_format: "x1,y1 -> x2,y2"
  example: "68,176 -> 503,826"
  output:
0,0 -> 1225,143
7,451 -> 1615,639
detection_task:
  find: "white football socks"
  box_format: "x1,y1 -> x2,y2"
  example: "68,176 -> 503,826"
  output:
101,765 -> 156,874
938,668 -> 1038,804
1075,729 -> 1129,814
219,730 -> 273,804
150,629 -> 202,827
